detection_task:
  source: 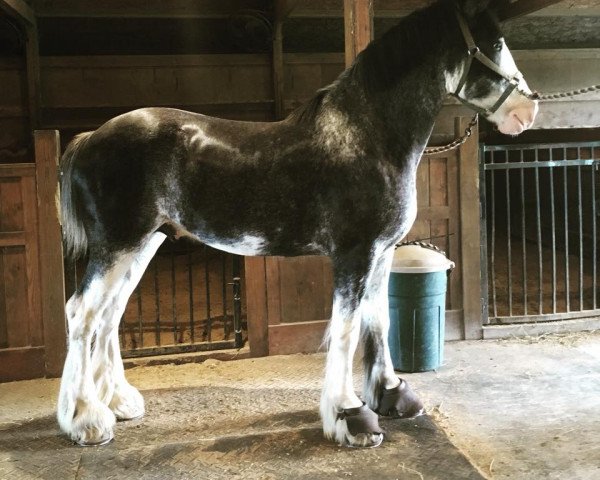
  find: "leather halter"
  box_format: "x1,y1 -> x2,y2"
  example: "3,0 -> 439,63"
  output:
452,10 -> 524,116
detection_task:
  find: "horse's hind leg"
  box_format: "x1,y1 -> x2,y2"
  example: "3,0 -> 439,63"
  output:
57,232 -> 166,445
361,247 -> 424,418
92,232 -> 167,420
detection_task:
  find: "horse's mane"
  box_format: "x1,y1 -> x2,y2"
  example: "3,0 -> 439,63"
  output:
287,86 -> 333,124
288,0 -> 456,124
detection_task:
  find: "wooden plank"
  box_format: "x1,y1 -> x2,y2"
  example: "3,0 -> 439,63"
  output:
41,54 -> 272,68
428,157 -> 448,251
0,346 -> 46,382
447,151 -> 462,311
0,250 -> 7,349
3,246 -> 30,347
265,257 -> 282,326
344,0 -> 373,67
34,130 -> 67,376
244,256 -> 269,357
458,117 -> 482,340
0,163 -> 35,178
416,206 -> 451,221
0,177 -> 24,232
25,24 -> 41,129
0,0 -> 35,26
445,309 -> 463,341
42,67 -> 273,109
32,0 -> 269,18
272,0 -> 286,120
278,256 -> 333,324
498,0 -> 564,20
268,319 -> 329,355
22,174 -> 43,347
0,106 -> 27,118
429,157 -> 448,208
408,157 -> 431,242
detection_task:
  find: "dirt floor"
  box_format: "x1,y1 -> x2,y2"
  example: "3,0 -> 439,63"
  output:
1,331 -> 600,479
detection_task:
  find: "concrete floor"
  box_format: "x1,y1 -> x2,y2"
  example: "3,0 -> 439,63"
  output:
1,331 -> 600,479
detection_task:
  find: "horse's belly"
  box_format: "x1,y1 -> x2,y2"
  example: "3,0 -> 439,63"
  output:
202,234 -> 267,256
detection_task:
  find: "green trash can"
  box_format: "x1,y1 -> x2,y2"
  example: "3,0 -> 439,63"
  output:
388,243 -> 454,372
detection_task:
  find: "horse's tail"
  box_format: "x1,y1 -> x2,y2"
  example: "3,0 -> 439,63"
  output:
60,131 -> 93,259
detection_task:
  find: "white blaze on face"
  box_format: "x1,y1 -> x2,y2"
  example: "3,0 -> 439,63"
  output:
484,39 -> 539,135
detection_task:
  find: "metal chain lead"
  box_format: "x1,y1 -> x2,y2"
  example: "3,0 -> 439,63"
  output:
424,84 -> 599,155
424,113 -> 478,155
536,84 -> 600,101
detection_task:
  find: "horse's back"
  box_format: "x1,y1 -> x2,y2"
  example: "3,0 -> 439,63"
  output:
65,107 -> 328,255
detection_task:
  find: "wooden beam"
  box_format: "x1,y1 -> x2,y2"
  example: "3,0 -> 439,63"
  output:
0,0 -> 35,26
32,0 -> 269,18
244,257 -> 269,357
0,347 -> 46,382
272,0 -> 286,120
271,1 -> 300,120
457,117 -> 483,340
34,130 -> 67,377
498,0 -> 565,20
25,23 -> 41,129
344,0 -> 374,68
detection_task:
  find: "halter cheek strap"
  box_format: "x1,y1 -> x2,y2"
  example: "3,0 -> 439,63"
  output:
452,10 -> 521,116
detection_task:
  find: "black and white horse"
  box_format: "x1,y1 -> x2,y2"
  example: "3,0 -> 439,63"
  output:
57,0 -> 537,448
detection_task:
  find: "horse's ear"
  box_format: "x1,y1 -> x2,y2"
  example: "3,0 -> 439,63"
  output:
456,0 -> 492,17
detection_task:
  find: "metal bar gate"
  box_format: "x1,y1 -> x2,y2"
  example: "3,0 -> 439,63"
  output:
65,240 -> 246,358
481,141 -> 600,325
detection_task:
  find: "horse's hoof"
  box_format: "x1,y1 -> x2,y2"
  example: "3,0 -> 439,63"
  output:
110,383 -> 145,421
345,432 -> 384,448
338,403 -> 385,448
75,434 -> 114,447
377,379 -> 424,419
66,401 -> 116,447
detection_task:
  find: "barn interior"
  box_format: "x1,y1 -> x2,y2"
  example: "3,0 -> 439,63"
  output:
0,0 -> 599,479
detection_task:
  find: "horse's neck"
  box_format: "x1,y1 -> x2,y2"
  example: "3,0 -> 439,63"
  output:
324,7 -> 461,163
327,61 -> 449,164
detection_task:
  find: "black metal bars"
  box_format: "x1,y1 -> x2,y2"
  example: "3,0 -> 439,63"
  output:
482,141 -> 600,324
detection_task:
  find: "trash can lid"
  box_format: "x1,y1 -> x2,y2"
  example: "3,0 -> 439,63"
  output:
391,243 -> 455,273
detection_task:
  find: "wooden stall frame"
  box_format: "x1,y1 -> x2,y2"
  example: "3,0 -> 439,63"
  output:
0,162 -> 44,381
34,130 -> 67,376
457,117 -> 483,340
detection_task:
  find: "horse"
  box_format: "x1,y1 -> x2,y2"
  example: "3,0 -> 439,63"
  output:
56,0 -> 538,448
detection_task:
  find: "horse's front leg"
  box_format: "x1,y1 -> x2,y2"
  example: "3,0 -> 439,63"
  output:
320,257 -> 384,448
361,248 -> 424,419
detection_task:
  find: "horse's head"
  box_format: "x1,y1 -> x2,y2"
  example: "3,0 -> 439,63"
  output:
447,0 -> 538,135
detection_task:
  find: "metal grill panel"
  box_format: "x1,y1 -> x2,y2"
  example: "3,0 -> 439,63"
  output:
65,240 -> 246,358
481,142 -> 600,324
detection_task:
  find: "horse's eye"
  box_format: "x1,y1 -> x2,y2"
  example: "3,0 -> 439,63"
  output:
493,41 -> 503,52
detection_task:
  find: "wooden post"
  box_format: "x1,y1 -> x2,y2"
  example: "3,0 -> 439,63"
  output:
35,130 -> 67,377
244,257 -> 269,357
272,0 -> 286,120
457,117 -> 483,340
25,23 -> 41,130
344,0 -> 373,68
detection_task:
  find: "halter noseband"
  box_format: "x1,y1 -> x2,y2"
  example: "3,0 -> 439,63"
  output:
452,10 -> 532,116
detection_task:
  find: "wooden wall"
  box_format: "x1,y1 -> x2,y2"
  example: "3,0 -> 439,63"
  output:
0,164 -> 44,378
0,58 -> 29,163
0,132 -> 65,382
